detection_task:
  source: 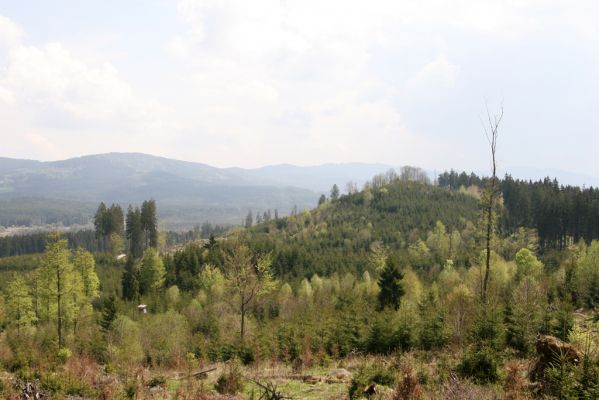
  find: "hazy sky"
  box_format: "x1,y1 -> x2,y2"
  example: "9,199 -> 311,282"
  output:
0,1 -> 598,176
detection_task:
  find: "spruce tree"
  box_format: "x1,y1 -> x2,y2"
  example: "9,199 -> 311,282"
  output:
141,200 -> 158,249
377,258 -> 404,310
126,206 -> 144,258
122,256 -> 140,301
100,295 -> 118,332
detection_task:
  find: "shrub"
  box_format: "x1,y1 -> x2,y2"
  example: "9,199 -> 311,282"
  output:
365,312 -> 416,354
215,361 -> 244,395
56,348 -> 72,364
348,358 -> 397,399
148,375 -> 166,387
458,347 -> 502,384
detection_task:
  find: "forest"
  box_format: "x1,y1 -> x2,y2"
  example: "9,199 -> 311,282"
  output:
0,170 -> 598,400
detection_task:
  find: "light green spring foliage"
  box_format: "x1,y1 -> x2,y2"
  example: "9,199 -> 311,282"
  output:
165,285 -> 181,310
368,241 -> 387,272
143,310 -> 189,367
38,237 -> 83,328
278,282 -> 293,305
224,245 -> 275,303
568,321 -> 599,356
72,248 -> 100,301
108,314 -> 144,367
5,275 -> 36,330
575,241 -> 599,304
402,267 -> 423,304
140,247 -> 166,293
426,221 -> 450,261
515,248 -> 543,281
108,232 -> 125,257
198,263 -> 226,298
444,283 -> 475,342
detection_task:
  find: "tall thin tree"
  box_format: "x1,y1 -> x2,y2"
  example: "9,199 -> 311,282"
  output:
481,105 -> 503,302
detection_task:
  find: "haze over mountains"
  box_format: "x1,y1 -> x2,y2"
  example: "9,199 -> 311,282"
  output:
1,152 -> 597,230
0,153 -> 397,229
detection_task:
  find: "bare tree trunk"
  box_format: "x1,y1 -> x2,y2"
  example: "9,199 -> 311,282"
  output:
240,297 -> 246,343
57,267 -> 63,348
482,105 -> 503,303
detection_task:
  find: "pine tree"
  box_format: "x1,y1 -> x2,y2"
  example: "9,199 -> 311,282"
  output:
377,258 -> 405,310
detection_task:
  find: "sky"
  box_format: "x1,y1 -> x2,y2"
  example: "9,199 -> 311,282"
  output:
0,1 -> 598,177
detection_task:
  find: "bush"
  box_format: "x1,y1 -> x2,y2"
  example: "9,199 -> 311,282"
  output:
148,375 -> 166,387
56,348 -> 72,364
348,359 -> 397,399
64,380 -> 96,397
215,361 -> 244,395
365,313 -> 416,355
458,347 -> 502,384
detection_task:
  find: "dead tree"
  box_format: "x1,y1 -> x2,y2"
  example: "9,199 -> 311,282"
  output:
481,104 -> 503,302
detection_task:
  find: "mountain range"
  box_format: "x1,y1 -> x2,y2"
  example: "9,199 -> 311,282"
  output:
1,152 -> 597,230
0,153 -> 396,229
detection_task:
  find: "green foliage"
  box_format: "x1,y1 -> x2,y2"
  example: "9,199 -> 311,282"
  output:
215,361 -> 244,395
365,311 -> 415,354
37,235 -> 88,347
121,256 -> 140,301
100,295 -> 118,332
348,358 -> 397,399
56,347 -> 72,364
5,275 -> 36,331
247,179 -> 480,278
515,248 -> 543,281
126,206 -> 144,258
139,247 -> 165,294
141,199 -> 158,248
377,258 -> 404,311
419,287 -> 448,350
458,346 -> 502,383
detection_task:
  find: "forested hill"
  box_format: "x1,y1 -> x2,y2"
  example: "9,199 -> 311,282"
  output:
438,170 -> 599,249
243,178 -> 481,278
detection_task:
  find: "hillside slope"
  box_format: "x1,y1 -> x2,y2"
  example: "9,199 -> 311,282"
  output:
245,179 -> 480,277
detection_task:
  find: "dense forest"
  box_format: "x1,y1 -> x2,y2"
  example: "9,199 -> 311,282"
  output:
0,171 -> 599,399
439,170 -> 599,249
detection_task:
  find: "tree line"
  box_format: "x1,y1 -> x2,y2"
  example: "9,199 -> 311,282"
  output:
439,170 -> 599,249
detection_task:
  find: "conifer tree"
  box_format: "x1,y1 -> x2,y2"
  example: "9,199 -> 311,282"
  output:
330,184 -> 340,200
377,258 -> 405,311
141,200 -> 158,248
126,206 -> 144,258
100,294 -> 118,332
122,256 -> 140,301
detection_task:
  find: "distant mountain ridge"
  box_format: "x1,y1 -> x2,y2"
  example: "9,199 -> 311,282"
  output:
1,153 -> 596,230
0,153 -> 397,229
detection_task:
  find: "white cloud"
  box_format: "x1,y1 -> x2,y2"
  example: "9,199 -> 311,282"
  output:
0,15 -> 176,160
0,15 -> 23,49
408,57 -> 460,90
